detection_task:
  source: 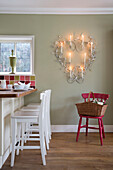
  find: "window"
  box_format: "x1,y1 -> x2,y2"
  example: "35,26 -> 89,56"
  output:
0,35 -> 34,74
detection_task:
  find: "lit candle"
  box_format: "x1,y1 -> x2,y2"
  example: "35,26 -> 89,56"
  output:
81,34 -> 84,48
60,42 -> 63,53
69,52 -> 72,63
69,34 -> 73,47
69,66 -> 72,78
81,66 -> 84,78
91,42 -> 93,56
84,52 -> 86,67
69,35 -> 72,41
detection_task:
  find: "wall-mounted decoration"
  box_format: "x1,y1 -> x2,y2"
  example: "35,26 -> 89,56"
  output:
52,33 -> 96,83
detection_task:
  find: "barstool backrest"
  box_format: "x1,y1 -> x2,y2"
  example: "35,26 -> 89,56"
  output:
45,90 -> 51,114
39,93 -> 46,134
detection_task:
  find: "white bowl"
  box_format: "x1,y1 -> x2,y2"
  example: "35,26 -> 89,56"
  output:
14,84 -> 25,90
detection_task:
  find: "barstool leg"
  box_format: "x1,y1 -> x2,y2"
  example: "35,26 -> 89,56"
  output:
11,119 -> 16,167
76,116 -> 82,142
16,123 -> 21,155
101,118 -> 105,138
86,118 -> 88,136
40,128 -> 46,165
21,123 -> 24,151
45,132 -> 49,150
98,119 -> 103,146
45,118 -> 49,150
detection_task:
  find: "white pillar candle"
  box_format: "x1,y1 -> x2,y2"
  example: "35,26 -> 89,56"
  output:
81,67 -> 84,78
81,34 -> 84,48
60,42 -> 63,53
91,42 -> 93,56
69,35 -> 72,41
69,34 -> 72,47
69,66 -> 72,78
84,53 -> 86,67
69,52 -> 72,63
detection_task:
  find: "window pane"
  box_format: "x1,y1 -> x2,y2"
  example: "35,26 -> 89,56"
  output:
16,43 -> 31,72
0,43 -> 14,72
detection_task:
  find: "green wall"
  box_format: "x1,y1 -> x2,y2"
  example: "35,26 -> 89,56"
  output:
0,14 -> 113,125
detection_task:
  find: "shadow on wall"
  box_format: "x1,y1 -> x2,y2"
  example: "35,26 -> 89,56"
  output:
103,30 -> 113,125
105,30 -> 113,88
51,95 -> 82,125
24,91 -> 40,105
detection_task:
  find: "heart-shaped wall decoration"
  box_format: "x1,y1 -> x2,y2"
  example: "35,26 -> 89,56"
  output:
53,33 -> 96,83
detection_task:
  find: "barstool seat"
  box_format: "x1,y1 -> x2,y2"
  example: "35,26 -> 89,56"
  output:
13,110 -> 39,118
20,106 -> 40,111
27,103 -> 41,107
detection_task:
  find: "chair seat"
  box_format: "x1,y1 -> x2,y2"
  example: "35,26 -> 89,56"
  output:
27,103 -> 41,107
12,110 -> 39,119
20,106 -> 40,111
80,115 -> 104,119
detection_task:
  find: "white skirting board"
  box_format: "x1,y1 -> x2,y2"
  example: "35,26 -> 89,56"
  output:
51,125 -> 113,132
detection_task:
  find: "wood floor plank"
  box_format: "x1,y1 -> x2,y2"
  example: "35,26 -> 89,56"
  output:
2,133 -> 113,170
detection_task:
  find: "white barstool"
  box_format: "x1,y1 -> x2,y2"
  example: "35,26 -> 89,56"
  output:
11,93 -> 46,167
21,90 -> 52,149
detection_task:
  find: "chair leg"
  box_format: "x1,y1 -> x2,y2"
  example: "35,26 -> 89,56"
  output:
11,119 -> 16,167
98,119 -> 103,146
45,126 -> 49,150
21,123 -> 25,151
16,123 -> 21,155
101,118 -> 105,138
76,116 -> 82,142
86,118 -> 88,136
40,128 -> 46,165
45,112 -> 49,150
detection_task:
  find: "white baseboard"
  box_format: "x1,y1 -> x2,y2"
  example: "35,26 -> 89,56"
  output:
51,125 -> 113,132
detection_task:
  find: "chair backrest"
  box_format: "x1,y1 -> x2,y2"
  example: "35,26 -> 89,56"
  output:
82,93 -> 109,103
39,92 -> 46,134
45,90 -> 52,135
45,90 -> 51,110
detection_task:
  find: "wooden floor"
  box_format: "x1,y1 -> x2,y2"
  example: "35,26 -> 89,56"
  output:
2,133 -> 113,170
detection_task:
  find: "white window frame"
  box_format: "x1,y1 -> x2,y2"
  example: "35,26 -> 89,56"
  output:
0,35 -> 35,75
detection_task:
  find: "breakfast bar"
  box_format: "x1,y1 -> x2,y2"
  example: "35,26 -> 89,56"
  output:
0,89 -> 37,168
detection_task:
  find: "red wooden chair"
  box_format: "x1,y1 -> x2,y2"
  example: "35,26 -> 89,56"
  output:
76,93 -> 109,145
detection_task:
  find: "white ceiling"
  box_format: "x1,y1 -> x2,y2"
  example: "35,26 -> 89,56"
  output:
0,0 -> 113,14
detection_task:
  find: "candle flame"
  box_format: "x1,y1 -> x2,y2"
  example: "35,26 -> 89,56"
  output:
60,42 -> 63,46
70,34 -> 72,40
82,34 -> 84,38
69,66 -> 72,71
69,52 -> 71,57
84,52 -> 87,56
81,66 -> 84,70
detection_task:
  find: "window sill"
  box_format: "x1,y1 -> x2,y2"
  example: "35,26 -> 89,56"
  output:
0,72 -> 35,76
